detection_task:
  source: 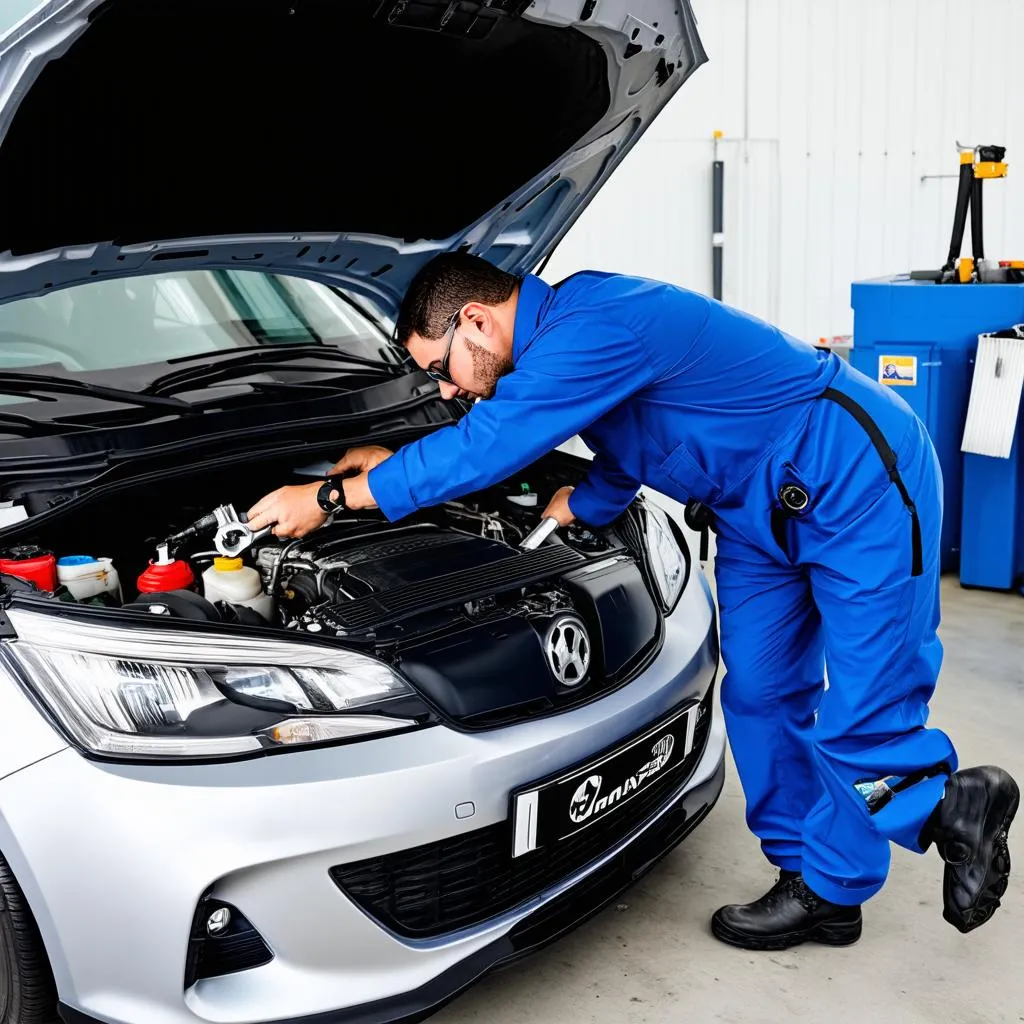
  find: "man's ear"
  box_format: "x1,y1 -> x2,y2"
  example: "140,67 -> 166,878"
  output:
461,302 -> 494,339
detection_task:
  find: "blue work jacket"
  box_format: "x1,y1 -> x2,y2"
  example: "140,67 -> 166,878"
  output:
368,271 -> 841,527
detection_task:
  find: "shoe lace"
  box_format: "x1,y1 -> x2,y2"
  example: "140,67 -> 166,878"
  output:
780,876 -> 820,913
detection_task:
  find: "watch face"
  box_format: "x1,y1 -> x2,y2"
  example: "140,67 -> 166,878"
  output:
317,480 -> 338,512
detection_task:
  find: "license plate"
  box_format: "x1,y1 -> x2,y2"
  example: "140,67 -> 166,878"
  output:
511,702 -> 700,858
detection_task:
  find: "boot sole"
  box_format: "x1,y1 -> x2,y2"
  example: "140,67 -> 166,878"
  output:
944,770 -> 1019,934
710,913 -> 863,951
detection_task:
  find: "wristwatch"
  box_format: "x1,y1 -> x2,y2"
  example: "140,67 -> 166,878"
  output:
315,475 -> 348,514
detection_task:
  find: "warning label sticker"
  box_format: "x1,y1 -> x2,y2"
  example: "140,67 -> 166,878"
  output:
879,355 -> 917,387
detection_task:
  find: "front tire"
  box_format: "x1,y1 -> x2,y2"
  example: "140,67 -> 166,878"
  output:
0,855 -> 58,1023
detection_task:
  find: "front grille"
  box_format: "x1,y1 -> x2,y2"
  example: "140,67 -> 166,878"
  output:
331,686 -> 714,938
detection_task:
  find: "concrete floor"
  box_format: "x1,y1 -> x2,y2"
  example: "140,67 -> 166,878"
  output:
435,573 -> 1024,1024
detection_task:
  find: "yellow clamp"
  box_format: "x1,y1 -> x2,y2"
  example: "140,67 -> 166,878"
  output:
974,161 -> 1008,179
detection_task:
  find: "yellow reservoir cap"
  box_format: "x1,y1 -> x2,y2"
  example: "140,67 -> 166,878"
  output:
213,557 -> 244,572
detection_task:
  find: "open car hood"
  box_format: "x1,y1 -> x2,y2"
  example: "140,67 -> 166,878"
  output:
0,0 -> 705,319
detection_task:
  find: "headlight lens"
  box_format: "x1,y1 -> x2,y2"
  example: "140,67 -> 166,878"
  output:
644,502 -> 687,612
3,609 -> 420,760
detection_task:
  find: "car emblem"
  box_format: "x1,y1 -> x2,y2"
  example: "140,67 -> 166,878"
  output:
650,734 -> 674,771
569,774 -> 603,824
544,615 -> 590,687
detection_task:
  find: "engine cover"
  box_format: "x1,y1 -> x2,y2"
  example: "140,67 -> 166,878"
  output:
287,524 -> 662,725
321,529 -> 513,599
311,528 -> 584,634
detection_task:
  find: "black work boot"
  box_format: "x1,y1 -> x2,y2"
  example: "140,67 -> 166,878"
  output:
919,765 -> 1019,933
710,872 -> 862,951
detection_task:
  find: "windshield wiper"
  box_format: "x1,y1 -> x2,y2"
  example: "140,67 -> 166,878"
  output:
0,373 -> 197,415
162,343 -> 402,370
0,411 -> 98,437
145,345 -> 404,397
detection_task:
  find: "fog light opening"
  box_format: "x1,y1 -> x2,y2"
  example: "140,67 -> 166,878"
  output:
185,897 -> 273,989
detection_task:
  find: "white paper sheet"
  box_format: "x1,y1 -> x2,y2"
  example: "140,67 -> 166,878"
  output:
961,329 -> 1024,459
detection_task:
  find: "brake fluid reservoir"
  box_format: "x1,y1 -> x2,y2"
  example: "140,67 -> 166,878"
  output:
202,557 -> 274,621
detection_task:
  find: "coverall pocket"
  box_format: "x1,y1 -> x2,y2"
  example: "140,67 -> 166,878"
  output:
659,442 -> 722,506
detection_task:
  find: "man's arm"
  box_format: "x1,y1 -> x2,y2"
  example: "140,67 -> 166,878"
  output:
567,450 -> 643,526
368,317 -> 654,521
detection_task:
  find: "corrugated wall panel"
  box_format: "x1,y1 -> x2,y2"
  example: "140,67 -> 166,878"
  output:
544,0 -> 1024,345
908,0 -> 948,273
880,0 -> 917,283
804,0 -> 840,340
734,140 -> 780,324
829,0 -> 865,341
772,0 -> 811,334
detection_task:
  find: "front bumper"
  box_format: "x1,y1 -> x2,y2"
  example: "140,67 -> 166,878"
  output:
61,760 -> 724,1024
0,574 -> 723,1024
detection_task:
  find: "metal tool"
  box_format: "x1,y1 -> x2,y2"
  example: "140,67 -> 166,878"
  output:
212,505 -> 274,558
520,517 -> 560,550
164,504 -> 273,559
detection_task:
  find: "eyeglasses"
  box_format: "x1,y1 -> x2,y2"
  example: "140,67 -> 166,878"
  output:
424,309 -> 461,385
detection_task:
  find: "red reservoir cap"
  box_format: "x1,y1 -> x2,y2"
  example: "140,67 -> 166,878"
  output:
0,546 -> 57,592
137,559 -> 195,593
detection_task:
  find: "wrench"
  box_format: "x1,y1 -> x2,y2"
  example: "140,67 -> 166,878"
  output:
212,505 -> 274,558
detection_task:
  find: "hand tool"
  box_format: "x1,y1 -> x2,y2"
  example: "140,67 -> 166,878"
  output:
164,505 -> 273,559
520,517 -> 560,550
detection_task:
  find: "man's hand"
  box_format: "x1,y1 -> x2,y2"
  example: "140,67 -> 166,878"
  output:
246,482 -> 327,539
247,472 -> 383,539
330,446 -> 393,475
543,486 -> 577,527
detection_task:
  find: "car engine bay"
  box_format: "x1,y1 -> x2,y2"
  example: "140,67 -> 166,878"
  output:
0,452 -> 684,723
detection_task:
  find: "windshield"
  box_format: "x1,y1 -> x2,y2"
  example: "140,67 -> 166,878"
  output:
0,269 -> 393,374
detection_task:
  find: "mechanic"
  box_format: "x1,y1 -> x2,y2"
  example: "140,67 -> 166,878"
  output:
247,252 -> 1018,950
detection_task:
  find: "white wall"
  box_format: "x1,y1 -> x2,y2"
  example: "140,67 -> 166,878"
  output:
542,0 -> 1024,343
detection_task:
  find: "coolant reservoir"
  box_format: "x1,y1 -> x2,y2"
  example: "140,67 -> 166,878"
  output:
57,555 -> 122,601
202,557 -> 274,621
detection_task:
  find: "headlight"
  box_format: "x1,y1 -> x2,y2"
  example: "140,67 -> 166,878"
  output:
2,609 -> 423,761
643,501 -> 688,612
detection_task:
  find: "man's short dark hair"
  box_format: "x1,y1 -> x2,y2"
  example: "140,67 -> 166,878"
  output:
395,252 -> 518,345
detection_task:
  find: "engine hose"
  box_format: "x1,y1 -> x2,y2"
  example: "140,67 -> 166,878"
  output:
165,512 -> 218,551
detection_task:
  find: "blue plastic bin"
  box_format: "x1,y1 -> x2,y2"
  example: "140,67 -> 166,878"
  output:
850,276 -> 1024,572
959,397 -> 1024,592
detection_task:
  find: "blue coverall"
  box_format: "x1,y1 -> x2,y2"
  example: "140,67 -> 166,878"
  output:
369,270 -> 957,906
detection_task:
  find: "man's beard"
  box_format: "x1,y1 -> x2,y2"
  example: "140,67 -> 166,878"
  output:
465,338 -> 514,399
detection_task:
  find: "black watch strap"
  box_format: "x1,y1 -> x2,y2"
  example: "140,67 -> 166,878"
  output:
316,475 -> 348,513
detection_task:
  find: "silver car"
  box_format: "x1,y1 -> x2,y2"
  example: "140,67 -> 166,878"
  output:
0,2 -> 721,1022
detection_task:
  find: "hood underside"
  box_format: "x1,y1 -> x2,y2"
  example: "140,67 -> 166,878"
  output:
0,0 -> 705,317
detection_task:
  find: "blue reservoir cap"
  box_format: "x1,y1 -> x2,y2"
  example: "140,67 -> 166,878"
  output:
57,555 -> 96,565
